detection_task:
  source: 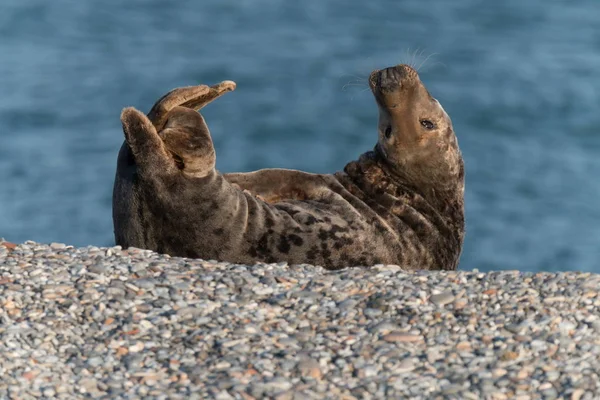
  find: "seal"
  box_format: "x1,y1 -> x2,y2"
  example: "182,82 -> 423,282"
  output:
113,64 -> 465,270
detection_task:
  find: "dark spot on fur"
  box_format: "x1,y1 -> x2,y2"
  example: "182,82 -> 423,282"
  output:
320,242 -> 331,261
333,242 -> 343,250
213,228 -> 224,235
249,246 -> 257,257
253,233 -> 270,259
317,224 -> 350,243
318,229 -> 328,241
329,225 -> 348,236
305,215 -> 317,225
306,245 -> 319,261
287,234 -> 304,246
277,235 -> 291,253
287,208 -> 300,217
320,242 -> 333,262
277,204 -> 300,217
321,242 -> 327,249
375,223 -> 387,233
265,218 -> 274,229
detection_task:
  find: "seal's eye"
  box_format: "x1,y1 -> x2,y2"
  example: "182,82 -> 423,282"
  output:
384,126 -> 392,139
420,120 -> 435,130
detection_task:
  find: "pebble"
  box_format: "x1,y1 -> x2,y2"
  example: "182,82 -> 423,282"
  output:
363,308 -> 383,318
571,389 -> 585,400
382,333 -> 422,343
395,359 -> 415,373
492,368 -> 507,378
430,290 -> 455,305
128,342 -> 144,353
442,384 -> 463,395
0,241 -> 599,399
298,358 -> 322,380
87,356 -> 104,367
368,320 -> 398,334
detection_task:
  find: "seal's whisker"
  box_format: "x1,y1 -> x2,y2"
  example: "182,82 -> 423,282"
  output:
350,86 -> 372,99
411,48 -> 423,69
402,47 -> 411,67
342,76 -> 368,85
342,82 -> 368,91
407,48 -> 414,68
340,73 -> 367,82
416,52 -> 439,72
417,48 -> 428,69
420,59 -> 447,72
343,82 -> 367,87
346,79 -> 367,86
340,70 -> 370,92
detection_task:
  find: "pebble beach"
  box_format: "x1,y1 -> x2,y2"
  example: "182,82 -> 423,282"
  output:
1,241 -> 599,399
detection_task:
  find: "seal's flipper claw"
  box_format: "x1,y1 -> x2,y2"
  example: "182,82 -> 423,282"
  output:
120,107 -> 174,174
147,81 -> 236,131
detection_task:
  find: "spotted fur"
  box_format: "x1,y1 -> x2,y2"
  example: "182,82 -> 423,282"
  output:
113,65 -> 465,270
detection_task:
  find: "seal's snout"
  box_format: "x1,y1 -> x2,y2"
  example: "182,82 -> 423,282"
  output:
382,65 -> 407,82
370,64 -> 417,93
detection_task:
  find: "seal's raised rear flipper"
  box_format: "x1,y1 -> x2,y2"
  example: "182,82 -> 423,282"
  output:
121,81 -> 236,178
120,107 -> 175,178
160,107 -> 216,178
147,81 -> 236,131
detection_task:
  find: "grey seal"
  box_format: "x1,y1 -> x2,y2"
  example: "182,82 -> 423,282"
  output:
113,64 -> 465,270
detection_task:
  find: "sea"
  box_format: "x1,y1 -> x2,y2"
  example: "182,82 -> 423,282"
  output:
1,0 -> 600,272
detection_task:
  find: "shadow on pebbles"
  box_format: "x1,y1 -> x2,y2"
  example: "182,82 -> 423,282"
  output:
1,241 -> 599,399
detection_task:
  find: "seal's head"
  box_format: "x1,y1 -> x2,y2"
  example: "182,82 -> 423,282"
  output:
369,64 -> 462,189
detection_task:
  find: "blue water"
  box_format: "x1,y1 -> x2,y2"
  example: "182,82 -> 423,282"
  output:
1,0 -> 600,272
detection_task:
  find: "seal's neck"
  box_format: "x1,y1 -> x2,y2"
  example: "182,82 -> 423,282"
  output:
343,148 -> 465,221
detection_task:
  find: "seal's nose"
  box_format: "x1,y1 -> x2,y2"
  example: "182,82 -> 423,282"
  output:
383,65 -> 407,81
377,65 -> 410,92
370,64 -> 418,94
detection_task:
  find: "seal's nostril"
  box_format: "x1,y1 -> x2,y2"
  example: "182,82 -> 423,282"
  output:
392,66 -> 407,80
376,67 -> 403,91
381,68 -> 389,82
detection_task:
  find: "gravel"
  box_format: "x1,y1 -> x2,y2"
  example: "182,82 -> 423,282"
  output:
1,240 -> 600,399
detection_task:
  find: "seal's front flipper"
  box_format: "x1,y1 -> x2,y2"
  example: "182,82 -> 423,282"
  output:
224,169 -> 326,203
160,107 -> 216,178
148,81 -> 236,131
